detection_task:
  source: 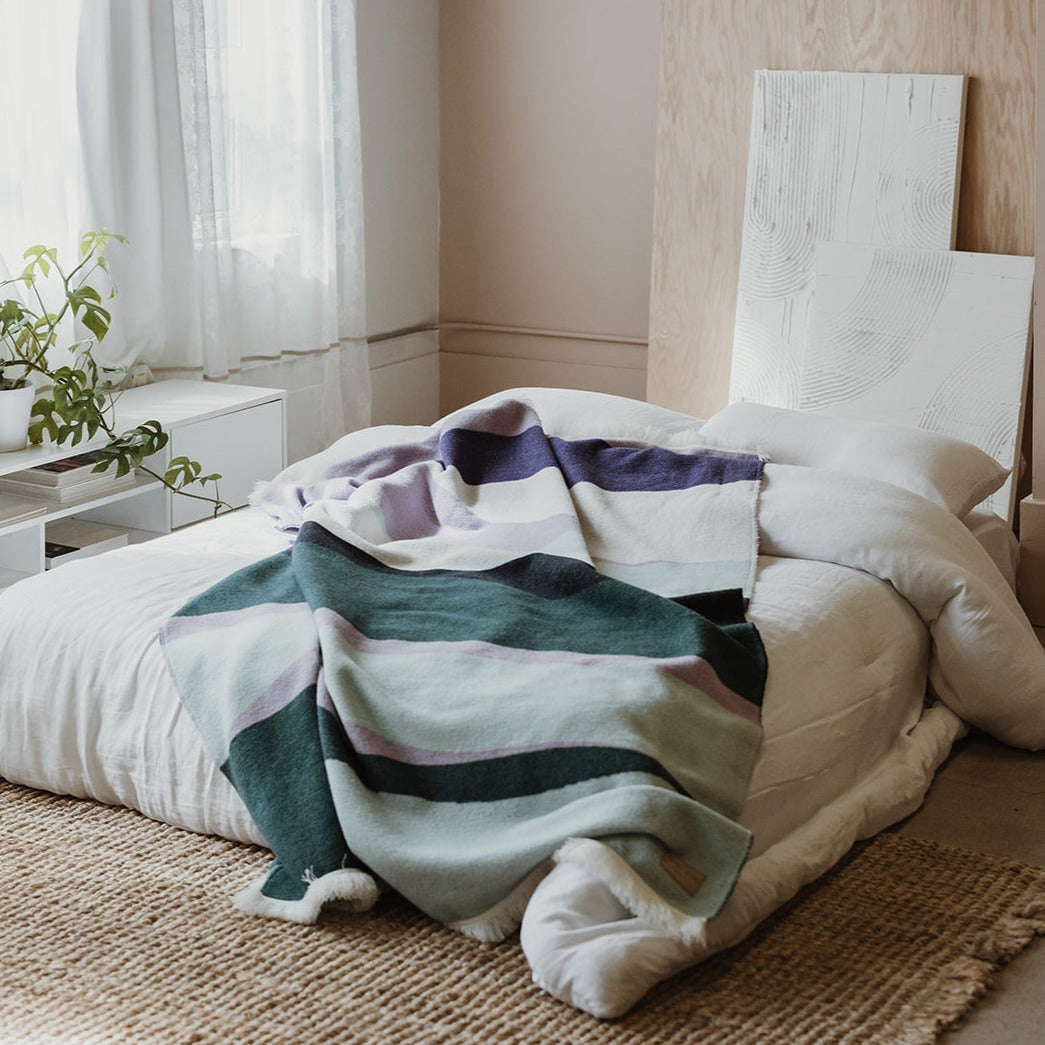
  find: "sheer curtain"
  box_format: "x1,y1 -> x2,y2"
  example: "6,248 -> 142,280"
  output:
169,0 -> 370,460
0,0 -> 370,463
0,1 -> 88,354
76,2 -> 199,378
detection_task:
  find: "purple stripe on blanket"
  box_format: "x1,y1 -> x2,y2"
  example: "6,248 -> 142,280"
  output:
230,647 -> 322,738
262,434 -> 443,531
440,426 -> 763,491
314,608 -> 759,724
374,474 -> 582,546
342,720 -> 603,766
159,601 -> 311,641
446,399 -> 539,438
315,433 -> 441,487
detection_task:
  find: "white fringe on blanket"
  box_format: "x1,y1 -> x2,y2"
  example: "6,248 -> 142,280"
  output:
233,868 -> 379,925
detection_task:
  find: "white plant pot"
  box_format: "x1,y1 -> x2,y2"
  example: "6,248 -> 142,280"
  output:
0,383 -> 34,452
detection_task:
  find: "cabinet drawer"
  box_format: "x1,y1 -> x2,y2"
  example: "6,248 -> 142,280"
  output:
171,401 -> 284,528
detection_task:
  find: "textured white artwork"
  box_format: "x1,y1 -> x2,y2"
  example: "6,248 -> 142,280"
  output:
802,242 -> 1034,521
730,70 -> 966,410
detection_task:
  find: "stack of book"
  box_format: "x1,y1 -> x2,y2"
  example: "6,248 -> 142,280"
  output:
0,449 -> 137,503
44,518 -> 130,569
0,498 -> 47,527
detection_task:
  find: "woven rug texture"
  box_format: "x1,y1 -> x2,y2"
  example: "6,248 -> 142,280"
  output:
2,780 -> 1044,1044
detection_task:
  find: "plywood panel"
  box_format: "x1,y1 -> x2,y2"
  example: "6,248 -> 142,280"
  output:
649,0 -> 1035,422
1035,0 -> 1045,500
731,70 -> 965,410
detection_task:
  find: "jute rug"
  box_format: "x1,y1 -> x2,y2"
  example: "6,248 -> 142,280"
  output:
2,781 -> 1044,1045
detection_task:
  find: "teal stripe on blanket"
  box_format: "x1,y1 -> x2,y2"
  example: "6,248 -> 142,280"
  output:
313,697 -> 693,803
225,685 -> 363,902
346,739 -> 690,802
179,550 -> 298,616
296,522 -> 766,706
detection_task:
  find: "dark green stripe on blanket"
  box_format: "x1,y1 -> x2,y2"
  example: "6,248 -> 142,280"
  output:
342,735 -> 691,802
670,588 -> 748,625
314,697 -> 693,804
223,685 -> 366,900
179,549 -> 298,617
297,522 -> 766,707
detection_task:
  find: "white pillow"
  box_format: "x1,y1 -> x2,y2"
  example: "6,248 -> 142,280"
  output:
698,403 -> 1008,517
455,387 -> 706,446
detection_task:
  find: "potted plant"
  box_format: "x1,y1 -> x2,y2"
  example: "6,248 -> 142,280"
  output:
0,230 -> 225,512
0,367 -> 34,453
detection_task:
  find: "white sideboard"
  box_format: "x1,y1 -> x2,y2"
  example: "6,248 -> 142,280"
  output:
0,380 -> 287,588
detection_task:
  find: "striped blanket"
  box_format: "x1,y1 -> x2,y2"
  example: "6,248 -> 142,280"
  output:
160,397 -> 768,941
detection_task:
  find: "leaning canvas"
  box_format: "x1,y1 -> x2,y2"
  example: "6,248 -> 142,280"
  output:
801,242 -> 1034,521
729,70 -> 966,410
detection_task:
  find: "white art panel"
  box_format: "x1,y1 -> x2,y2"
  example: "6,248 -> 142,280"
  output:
802,242 -> 1034,521
730,70 -> 966,410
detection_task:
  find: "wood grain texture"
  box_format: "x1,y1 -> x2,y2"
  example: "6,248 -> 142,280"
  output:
1019,496 -> 1045,622
1035,0 -> 1045,499
648,0 -> 1035,423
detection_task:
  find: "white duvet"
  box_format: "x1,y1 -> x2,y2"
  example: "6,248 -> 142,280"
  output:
1,389 -> 1042,1019
524,458 -> 1045,1016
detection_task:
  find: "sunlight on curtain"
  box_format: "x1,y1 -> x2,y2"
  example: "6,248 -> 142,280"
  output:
76,2 -> 199,378
0,0 -> 370,463
171,0 -> 371,460
0,2 -> 85,254
0,0 -> 86,341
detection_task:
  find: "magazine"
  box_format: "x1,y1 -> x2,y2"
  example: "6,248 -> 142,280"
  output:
3,449 -> 115,488
0,497 -> 48,526
44,518 -> 130,568
0,470 -> 137,503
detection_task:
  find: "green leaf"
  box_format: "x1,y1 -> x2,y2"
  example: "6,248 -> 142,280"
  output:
22,245 -> 53,277
77,285 -> 102,304
74,300 -> 110,344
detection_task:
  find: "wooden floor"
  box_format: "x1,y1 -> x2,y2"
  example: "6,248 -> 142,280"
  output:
898,733 -> 1045,1043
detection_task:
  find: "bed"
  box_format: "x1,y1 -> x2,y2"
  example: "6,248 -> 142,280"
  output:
1,384 -> 1042,1019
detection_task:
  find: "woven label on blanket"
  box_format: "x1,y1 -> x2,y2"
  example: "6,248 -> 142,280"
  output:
160,399 -> 768,937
